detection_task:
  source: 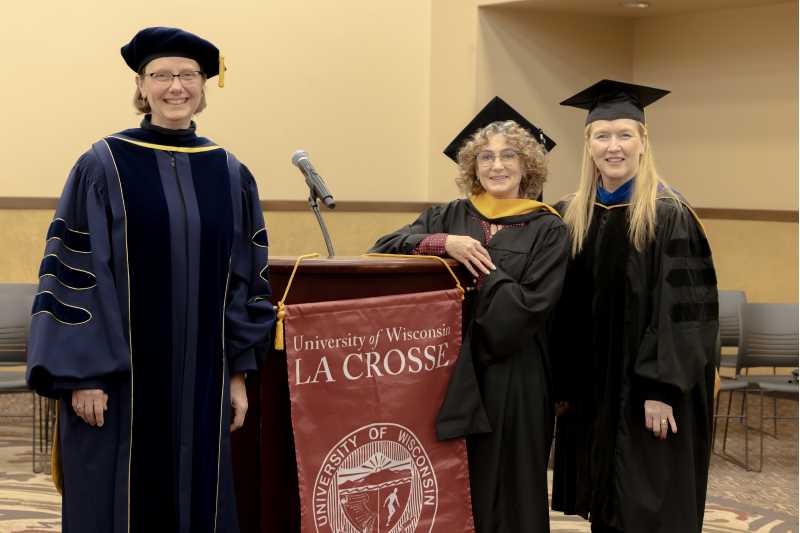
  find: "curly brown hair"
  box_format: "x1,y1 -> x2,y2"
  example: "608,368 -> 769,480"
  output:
455,120 -> 548,199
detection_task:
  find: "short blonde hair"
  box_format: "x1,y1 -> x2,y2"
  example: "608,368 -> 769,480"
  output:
455,121 -> 548,199
133,68 -> 207,115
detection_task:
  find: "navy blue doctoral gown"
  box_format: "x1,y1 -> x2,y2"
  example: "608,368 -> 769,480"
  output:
26,119 -> 275,533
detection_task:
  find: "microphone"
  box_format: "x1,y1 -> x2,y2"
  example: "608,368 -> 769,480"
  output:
291,150 -> 336,209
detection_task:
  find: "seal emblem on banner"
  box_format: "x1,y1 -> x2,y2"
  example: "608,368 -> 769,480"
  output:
312,423 -> 439,533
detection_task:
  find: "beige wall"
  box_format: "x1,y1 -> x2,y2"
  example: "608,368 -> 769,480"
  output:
468,2 -> 798,208
634,2 -> 798,210
3,210 -> 796,305
1,1 -> 796,209
704,219 -> 798,303
1,1 -> 797,306
428,0 -> 480,201
0,210 -> 420,282
1,0 -> 432,202
475,6 -> 634,203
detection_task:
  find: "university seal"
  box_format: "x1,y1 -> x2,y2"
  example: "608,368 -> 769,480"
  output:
312,423 -> 439,533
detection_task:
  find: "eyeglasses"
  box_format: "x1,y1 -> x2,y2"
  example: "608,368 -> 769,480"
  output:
476,150 -> 519,166
146,70 -> 204,85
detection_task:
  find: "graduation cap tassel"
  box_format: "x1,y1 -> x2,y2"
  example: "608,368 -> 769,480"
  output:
218,54 -> 225,88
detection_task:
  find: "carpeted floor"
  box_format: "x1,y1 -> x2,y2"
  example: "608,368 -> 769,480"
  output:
0,390 -> 796,533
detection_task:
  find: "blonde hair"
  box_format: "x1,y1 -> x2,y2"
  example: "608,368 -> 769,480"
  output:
563,122 -> 677,255
455,120 -> 548,199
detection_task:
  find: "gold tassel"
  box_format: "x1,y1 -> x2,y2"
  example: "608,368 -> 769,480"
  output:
273,252 -> 320,350
218,53 -> 225,88
51,401 -> 63,494
274,302 -> 286,350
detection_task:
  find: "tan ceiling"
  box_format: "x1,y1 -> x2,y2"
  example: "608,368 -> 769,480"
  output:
477,0 -> 796,18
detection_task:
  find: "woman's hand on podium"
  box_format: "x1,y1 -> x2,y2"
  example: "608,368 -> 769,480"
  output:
444,235 -> 496,278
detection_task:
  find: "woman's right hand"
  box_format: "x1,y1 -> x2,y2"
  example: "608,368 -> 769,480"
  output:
444,235 -> 495,278
72,389 -> 109,427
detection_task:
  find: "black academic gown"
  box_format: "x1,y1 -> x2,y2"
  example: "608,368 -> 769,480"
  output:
550,191 -> 718,533
370,197 -> 569,533
26,119 -> 275,533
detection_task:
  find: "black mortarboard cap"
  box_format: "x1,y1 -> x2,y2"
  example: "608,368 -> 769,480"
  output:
121,27 -> 225,85
560,79 -> 669,124
443,96 -> 556,163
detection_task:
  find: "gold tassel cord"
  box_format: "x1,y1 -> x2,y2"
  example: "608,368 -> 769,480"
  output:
51,401 -> 63,494
362,253 -> 465,300
274,253 -> 320,350
218,54 -> 225,88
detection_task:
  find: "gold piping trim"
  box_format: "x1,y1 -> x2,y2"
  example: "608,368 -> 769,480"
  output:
101,139 -> 134,533
39,253 -> 97,291
679,201 -> 709,237
31,291 -> 92,326
251,228 -> 268,248
52,217 -> 90,235
47,218 -> 92,254
215,253 -> 233,532
594,198 -> 711,243
47,236 -> 92,255
594,202 -> 631,210
108,135 -> 222,153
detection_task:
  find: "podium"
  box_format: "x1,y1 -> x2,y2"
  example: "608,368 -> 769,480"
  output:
230,256 -> 468,533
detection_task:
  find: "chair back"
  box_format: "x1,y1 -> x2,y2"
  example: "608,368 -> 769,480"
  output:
719,290 -> 746,347
0,283 -> 37,364
737,303 -> 799,373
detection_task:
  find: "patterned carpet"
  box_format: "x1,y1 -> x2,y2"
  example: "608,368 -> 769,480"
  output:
0,391 -> 796,533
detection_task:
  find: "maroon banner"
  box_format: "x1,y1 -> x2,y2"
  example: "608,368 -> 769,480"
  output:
284,288 -> 474,533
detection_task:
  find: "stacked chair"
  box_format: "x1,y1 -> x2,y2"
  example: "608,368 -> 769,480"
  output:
0,283 -> 54,473
735,303 -> 799,472
713,292 -> 799,472
712,290 -> 751,469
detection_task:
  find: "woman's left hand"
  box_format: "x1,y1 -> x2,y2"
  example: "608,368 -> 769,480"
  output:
230,372 -> 248,432
644,399 -> 677,440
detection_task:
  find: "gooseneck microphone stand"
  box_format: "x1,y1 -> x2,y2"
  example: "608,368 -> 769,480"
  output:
292,150 -> 336,257
307,192 -> 335,258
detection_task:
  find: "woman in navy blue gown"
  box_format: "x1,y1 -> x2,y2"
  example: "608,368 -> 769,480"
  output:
26,27 -> 274,533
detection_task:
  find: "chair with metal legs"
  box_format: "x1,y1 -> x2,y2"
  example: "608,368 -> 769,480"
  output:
736,303 -> 799,472
712,290 -> 752,469
718,290 -> 746,370
0,283 -> 51,473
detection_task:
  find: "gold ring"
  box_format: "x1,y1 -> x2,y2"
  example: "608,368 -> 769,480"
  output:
660,419 -> 668,426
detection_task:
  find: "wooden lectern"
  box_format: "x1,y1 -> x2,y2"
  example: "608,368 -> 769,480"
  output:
231,256 -> 468,533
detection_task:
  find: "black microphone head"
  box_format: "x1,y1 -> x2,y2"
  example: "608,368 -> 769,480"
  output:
291,150 -> 309,167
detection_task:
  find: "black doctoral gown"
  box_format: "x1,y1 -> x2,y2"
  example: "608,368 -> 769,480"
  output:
26,119 -> 275,533
370,197 -> 569,533
550,191 -> 718,533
